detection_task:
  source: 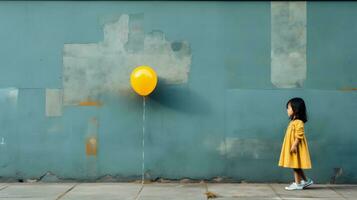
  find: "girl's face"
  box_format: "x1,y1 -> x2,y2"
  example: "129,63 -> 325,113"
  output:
287,103 -> 294,118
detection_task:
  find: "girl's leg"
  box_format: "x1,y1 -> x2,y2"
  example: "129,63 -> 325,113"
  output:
298,169 -> 307,181
293,169 -> 302,184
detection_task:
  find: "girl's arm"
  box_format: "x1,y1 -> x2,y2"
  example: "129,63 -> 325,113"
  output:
290,138 -> 300,153
291,120 -> 304,153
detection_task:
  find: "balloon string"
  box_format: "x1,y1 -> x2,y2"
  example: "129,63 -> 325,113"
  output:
142,96 -> 146,184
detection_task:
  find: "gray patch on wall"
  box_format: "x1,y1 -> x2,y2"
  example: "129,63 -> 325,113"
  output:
271,2 -> 307,88
63,14 -> 192,105
45,89 -> 63,117
216,137 -> 276,159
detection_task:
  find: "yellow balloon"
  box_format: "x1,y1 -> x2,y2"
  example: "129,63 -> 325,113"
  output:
130,66 -> 158,96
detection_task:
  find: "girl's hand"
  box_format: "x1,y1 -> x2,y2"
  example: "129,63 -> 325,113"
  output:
290,145 -> 298,153
290,138 -> 300,153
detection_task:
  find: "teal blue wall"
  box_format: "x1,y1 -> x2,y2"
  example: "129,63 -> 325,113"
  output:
0,1 -> 356,183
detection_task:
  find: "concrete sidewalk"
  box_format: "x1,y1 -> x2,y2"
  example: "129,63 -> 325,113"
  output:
0,182 -> 356,200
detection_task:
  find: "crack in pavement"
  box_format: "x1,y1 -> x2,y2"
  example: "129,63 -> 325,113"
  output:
134,183 -> 144,200
55,183 -> 79,200
268,184 -> 283,200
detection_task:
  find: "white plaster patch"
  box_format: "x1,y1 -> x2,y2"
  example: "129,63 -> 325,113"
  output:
271,2 -> 307,88
45,89 -> 63,117
0,88 -> 18,106
63,14 -> 192,105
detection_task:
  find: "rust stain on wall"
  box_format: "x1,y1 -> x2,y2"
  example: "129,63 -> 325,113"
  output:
86,137 -> 98,156
340,88 -> 357,91
78,101 -> 103,107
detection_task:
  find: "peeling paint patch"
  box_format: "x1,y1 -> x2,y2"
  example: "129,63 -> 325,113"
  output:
0,88 -> 18,107
63,14 -> 192,105
45,89 -> 63,117
331,167 -> 343,184
271,2 -> 307,88
38,171 -> 60,182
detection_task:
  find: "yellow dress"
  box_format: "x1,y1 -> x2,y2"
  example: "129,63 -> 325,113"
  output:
278,119 -> 312,169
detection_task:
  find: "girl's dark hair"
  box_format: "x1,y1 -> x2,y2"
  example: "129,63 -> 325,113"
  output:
286,97 -> 308,123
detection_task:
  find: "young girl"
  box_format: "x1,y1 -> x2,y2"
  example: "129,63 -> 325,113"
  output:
279,97 -> 313,190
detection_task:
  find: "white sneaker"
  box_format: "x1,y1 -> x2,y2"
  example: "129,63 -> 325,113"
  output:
285,182 -> 304,190
301,178 -> 314,188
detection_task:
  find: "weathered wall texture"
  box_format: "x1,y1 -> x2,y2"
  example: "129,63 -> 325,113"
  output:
0,1 -> 356,183
63,14 -> 191,105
